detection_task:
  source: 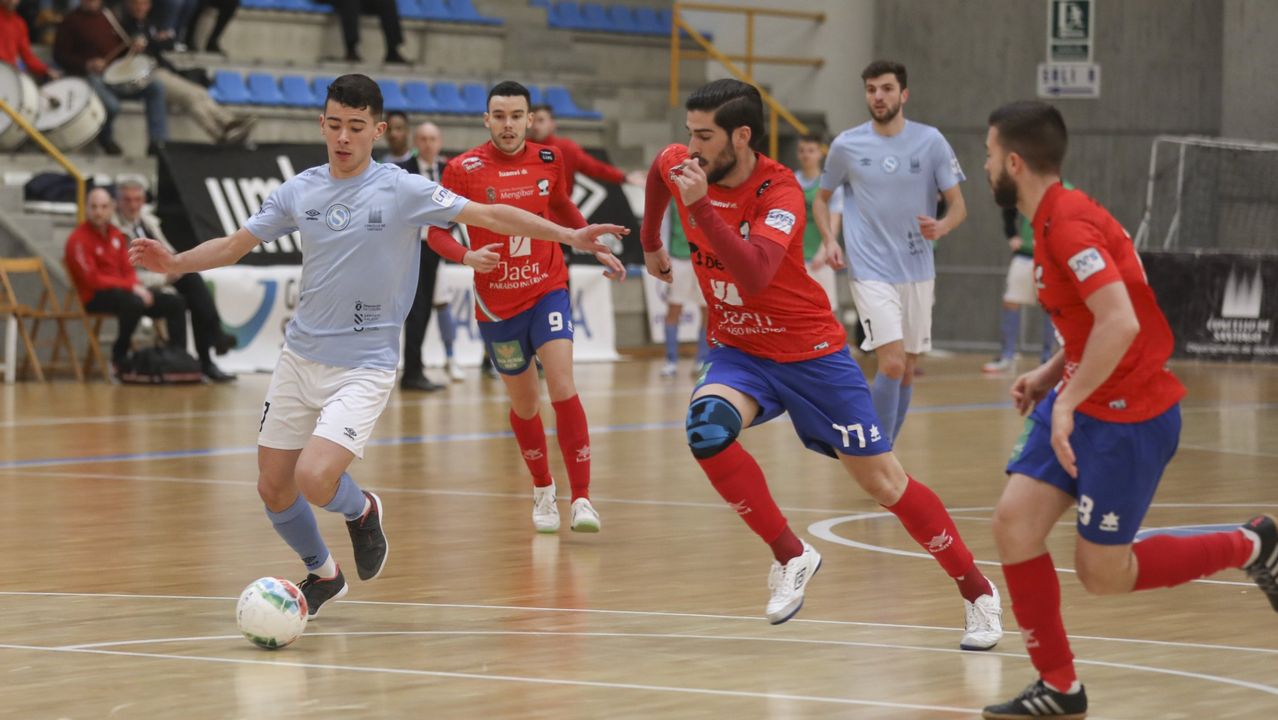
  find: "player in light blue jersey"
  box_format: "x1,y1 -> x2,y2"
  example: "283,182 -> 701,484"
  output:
813,60 -> 967,447
131,74 -> 624,616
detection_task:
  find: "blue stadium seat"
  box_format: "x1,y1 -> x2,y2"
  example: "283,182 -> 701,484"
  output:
417,0 -> 451,20
210,70 -> 250,104
241,0 -> 274,9
311,75 -> 337,102
527,85 -> 543,107
446,0 -> 502,24
460,82 -> 487,114
378,79 -> 411,112
432,82 -> 467,114
579,2 -> 612,31
545,85 -> 601,120
529,0 -> 548,6
292,0 -> 331,12
607,5 -> 640,34
279,75 -> 317,107
549,1 -> 584,30
397,0 -> 426,20
633,6 -> 663,34
246,73 -> 285,105
402,81 -> 438,113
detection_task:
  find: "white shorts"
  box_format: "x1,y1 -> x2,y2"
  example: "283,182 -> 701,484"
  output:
805,261 -> 838,312
1003,254 -> 1037,306
258,347 -> 397,458
667,257 -> 704,308
849,279 -> 935,354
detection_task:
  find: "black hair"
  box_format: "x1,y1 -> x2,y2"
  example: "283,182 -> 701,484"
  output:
685,79 -> 765,151
385,110 -> 408,124
861,60 -> 907,89
988,100 -> 1068,173
487,81 -> 531,111
324,74 -> 383,118
797,133 -> 824,145
530,104 -> 553,116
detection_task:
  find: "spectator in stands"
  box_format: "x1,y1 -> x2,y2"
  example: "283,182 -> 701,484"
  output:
529,104 -> 644,187
379,110 -> 412,163
115,179 -> 237,382
1,0 -> 61,80
182,0 -> 236,54
54,0 -> 168,155
154,0 -> 195,44
119,0 -> 255,144
66,187 -> 187,371
318,0 -> 404,64
794,134 -> 839,312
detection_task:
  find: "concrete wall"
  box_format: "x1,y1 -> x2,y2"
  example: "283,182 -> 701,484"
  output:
1222,0 -> 1278,143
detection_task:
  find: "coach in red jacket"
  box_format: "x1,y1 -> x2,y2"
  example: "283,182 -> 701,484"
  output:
529,104 -> 644,188
65,187 -> 186,367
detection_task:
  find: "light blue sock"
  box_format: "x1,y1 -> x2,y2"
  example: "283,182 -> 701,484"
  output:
663,322 -> 679,363
695,326 -> 709,362
437,305 -> 456,358
1040,312 -> 1056,363
894,382 -> 913,441
323,472 -> 367,521
871,373 -> 902,446
266,495 -> 330,572
999,307 -> 1020,359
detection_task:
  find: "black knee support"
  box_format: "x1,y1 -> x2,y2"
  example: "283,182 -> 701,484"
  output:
686,395 -> 743,459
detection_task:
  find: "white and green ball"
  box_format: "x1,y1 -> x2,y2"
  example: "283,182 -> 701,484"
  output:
236,577 -> 308,649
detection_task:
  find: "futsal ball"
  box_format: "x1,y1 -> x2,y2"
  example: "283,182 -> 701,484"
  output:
236,577 -> 309,650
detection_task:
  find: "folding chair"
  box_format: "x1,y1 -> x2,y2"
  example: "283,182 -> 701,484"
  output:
0,257 -> 83,382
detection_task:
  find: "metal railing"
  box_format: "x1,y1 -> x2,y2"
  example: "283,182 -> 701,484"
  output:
0,98 -> 86,223
669,2 -> 825,158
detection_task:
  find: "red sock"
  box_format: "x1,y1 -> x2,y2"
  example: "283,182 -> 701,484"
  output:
697,441 -> 798,562
508,409 -> 552,488
551,395 -> 591,501
1003,553 -> 1076,692
1132,530 -> 1254,591
884,477 -> 991,601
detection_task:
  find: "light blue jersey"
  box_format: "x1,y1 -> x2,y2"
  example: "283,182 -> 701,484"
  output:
820,120 -> 963,283
245,161 -> 468,370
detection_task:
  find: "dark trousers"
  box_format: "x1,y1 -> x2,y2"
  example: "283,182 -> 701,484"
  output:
85,288 -> 188,363
402,246 -> 441,378
170,273 -> 223,364
185,0 -> 240,51
330,0 -> 402,53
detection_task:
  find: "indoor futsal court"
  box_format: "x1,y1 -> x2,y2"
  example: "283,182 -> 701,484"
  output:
1,355 -> 1275,718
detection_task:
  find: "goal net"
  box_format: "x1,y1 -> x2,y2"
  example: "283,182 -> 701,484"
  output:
1134,135 -> 1278,253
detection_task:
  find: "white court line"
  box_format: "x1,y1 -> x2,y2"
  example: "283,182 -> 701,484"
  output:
3,591 -> 1276,658
0,642 -> 981,714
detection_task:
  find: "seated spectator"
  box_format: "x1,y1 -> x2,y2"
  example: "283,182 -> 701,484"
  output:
153,0 -> 195,44
115,179 -> 237,382
65,187 -> 187,372
529,104 -> 644,187
316,0 -> 404,64
53,0 -> 168,155
1,0 -> 61,80
182,0 -> 236,54
119,0 -> 254,144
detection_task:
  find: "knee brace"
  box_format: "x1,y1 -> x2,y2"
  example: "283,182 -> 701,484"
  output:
686,395 -> 742,459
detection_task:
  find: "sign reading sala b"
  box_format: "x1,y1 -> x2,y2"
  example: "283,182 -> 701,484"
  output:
157,142 -> 642,266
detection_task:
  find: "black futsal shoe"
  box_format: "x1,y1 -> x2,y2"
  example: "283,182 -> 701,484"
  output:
1242,514 -> 1278,612
982,679 -> 1087,719
297,566 -> 348,618
346,491 -> 388,581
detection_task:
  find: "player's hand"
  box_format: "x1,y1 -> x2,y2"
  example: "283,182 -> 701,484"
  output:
816,239 -> 845,270
132,284 -> 154,307
129,237 -> 177,274
1008,236 -> 1023,252
45,68 -> 63,80
1050,400 -> 1079,479
917,215 -> 944,241
644,248 -> 673,284
1010,366 -> 1053,416
595,252 -> 626,281
463,243 -> 502,273
86,57 -> 106,74
625,170 -> 646,187
131,37 -> 148,53
671,159 -> 709,206
567,224 -> 628,255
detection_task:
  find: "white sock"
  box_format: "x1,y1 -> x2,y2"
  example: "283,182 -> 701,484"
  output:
1240,527 -> 1263,567
313,555 -> 337,579
1045,679 -> 1083,695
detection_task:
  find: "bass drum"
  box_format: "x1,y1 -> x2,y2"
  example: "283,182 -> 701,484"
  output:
35,78 -> 106,152
0,62 -> 41,150
103,54 -> 155,96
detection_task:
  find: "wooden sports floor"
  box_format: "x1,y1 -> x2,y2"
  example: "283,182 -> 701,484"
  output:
1,353 -> 1275,719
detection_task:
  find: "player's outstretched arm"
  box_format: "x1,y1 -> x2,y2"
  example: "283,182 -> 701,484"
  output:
129,228 -> 260,275
811,188 -> 845,270
453,203 -> 625,256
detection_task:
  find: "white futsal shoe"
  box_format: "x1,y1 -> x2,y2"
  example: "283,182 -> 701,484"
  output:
766,541 -> 822,624
532,482 -> 560,533
570,498 -> 601,533
447,357 -> 465,382
961,582 -> 1004,650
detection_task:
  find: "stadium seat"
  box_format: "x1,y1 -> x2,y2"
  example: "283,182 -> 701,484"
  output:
311,75 -> 337,101
545,85 -> 601,120
240,0 -> 274,9
246,73 -> 286,105
607,5 -> 640,34
378,79 -> 411,112
446,0 -> 502,24
579,3 -> 612,31
403,81 -> 439,113
210,70 -> 250,104
279,75 -> 317,107
417,0 -> 451,20
527,85 -> 543,107
397,0 -> 426,20
549,1 -> 584,30
529,0 -> 549,7
633,6 -> 663,35
460,82 -> 487,114
431,82 -> 467,114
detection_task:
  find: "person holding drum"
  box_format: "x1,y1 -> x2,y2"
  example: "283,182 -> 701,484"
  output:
54,0 -> 168,155
120,0 -> 254,145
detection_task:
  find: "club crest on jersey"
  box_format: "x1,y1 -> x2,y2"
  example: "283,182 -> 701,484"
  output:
1067,247 -> 1106,282
539,148 -> 555,163
325,203 -> 352,231
486,187 -> 497,202
462,156 -> 483,173
537,178 -> 550,196
764,209 -> 796,235
882,155 -> 900,174
755,179 -> 772,197
909,157 -> 922,174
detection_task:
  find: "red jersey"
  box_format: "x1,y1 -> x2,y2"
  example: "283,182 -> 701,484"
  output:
0,8 -> 48,76
1033,182 -> 1185,422
544,134 -> 626,186
64,221 -> 136,305
657,144 -> 846,362
436,141 -> 585,321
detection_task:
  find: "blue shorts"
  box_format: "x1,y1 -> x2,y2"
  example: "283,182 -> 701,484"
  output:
1006,389 -> 1181,545
478,289 -> 573,376
696,345 -> 891,458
